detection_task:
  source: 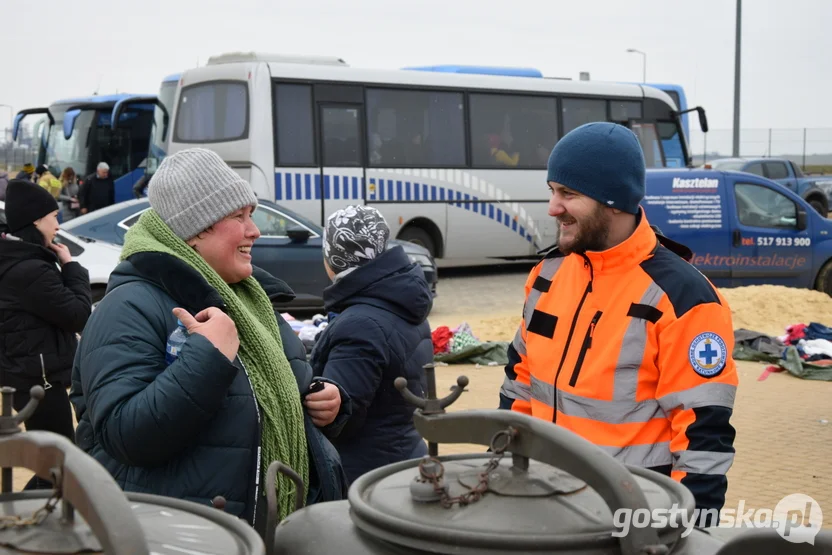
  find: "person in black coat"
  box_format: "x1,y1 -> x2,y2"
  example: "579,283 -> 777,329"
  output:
0,180 -> 92,488
79,162 -> 115,214
311,205 -> 433,485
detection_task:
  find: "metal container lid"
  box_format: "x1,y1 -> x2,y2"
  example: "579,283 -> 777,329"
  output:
349,451 -> 690,555
345,372 -> 696,555
0,386 -> 265,555
0,491 -> 262,555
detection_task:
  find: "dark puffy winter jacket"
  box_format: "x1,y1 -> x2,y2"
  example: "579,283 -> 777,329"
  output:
0,232 -> 91,389
311,245 -> 433,484
70,253 -> 349,535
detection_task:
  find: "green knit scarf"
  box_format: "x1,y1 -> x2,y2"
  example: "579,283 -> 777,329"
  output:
121,209 -> 308,521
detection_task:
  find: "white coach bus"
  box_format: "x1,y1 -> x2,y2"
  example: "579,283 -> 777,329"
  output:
166,52 -> 706,262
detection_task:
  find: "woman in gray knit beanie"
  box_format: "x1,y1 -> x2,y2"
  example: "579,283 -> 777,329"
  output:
71,148 -> 349,533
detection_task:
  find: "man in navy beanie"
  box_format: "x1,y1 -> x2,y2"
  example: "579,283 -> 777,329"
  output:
545,121 -> 645,253
499,122 -> 738,527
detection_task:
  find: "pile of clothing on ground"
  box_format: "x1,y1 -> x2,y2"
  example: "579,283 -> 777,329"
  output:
431,322 -> 509,366
734,322 -> 832,381
283,313 -> 330,355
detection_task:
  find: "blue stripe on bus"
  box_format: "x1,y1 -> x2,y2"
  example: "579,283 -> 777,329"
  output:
273,171 -> 538,248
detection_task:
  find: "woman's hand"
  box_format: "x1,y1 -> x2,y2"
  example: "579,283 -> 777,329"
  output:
303,382 -> 341,427
49,242 -> 72,265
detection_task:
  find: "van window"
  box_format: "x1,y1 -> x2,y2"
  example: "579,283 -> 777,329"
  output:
275,84 -> 315,166
734,183 -> 798,228
174,81 -> 248,143
469,94 -> 557,169
366,88 -> 465,167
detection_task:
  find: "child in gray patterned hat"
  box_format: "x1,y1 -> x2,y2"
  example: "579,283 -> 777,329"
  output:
323,205 -> 391,281
312,204 -> 433,484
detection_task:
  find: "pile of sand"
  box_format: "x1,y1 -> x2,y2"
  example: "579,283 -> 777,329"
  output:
720,284 -> 832,337
442,285 -> 832,342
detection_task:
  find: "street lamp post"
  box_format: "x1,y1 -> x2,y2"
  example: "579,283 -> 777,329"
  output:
732,0 -> 742,157
626,48 -> 647,82
0,104 -> 13,172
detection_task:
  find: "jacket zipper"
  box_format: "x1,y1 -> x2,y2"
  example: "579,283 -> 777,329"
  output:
237,356 -> 262,528
551,256 -> 594,423
568,310 -> 603,387
40,354 -> 53,390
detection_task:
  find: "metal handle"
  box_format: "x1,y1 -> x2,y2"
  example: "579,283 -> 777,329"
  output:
409,408 -> 676,555
0,431 -> 149,554
264,460 -> 306,555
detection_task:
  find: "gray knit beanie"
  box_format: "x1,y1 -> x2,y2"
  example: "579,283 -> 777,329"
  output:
148,147 -> 258,240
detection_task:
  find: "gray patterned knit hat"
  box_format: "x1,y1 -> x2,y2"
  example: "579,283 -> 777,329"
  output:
148,147 -> 258,240
323,205 -> 390,274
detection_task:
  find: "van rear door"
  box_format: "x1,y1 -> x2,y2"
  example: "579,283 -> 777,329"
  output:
643,170 -> 731,287
725,173 -> 814,288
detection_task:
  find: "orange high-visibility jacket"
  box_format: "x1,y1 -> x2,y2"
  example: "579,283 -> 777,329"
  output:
500,209 -> 738,516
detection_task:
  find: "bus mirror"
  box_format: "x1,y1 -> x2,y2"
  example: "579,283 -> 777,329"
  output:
673,106 -> 709,134
64,109 -> 82,140
12,107 -> 54,141
696,107 -> 709,133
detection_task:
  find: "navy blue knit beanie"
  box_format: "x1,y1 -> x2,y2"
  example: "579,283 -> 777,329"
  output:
546,122 -> 646,215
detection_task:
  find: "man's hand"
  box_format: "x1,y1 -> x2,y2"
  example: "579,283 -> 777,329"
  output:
49,242 -> 72,265
303,382 -> 341,427
172,307 -> 240,362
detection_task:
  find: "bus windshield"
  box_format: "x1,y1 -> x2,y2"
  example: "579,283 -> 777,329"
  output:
44,106 -> 94,177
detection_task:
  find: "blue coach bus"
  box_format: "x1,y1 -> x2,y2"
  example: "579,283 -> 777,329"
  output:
13,93 -> 165,203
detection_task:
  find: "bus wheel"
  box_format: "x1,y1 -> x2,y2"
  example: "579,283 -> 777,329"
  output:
815,260 -> 832,297
398,226 -> 436,258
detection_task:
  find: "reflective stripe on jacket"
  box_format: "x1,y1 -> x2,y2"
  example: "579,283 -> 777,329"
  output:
500,208 -> 738,517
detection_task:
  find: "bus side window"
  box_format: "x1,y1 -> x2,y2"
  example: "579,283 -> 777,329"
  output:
274,84 -> 316,166
469,93 -> 558,169
561,98 -> 606,135
365,88 -> 465,168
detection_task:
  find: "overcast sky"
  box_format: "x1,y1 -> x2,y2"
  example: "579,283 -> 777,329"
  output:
2,0 -> 829,147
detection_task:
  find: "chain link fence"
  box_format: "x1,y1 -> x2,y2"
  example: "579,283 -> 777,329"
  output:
689,128 -> 832,173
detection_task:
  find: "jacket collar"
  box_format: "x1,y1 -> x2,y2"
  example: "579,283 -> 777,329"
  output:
580,207 -> 657,273
124,252 -> 226,314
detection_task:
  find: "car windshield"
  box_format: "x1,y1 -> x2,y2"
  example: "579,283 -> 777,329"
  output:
62,199 -> 149,230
